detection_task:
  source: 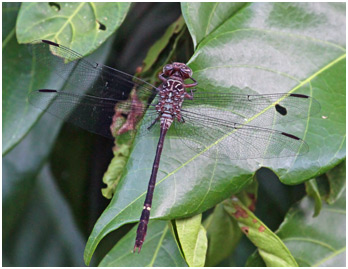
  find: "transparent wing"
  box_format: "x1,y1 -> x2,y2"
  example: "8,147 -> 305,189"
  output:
29,89 -> 160,139
29,40 -> 158,100
28,40 -> 160,139
183,92 -> 320,127
173,109 -> 308,160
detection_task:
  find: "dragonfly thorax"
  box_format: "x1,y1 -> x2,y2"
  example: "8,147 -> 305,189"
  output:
156,79 -> 186,125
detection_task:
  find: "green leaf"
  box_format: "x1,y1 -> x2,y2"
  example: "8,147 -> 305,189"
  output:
305,179 -> 322,217
84,3 -> 346,263
2,2 -> 20,42
16,2 -> 131,55
181,2 -> 248,48
224,197 -> 298,267
203,203 -> 242,266
3,10 -> 119,155
325,160 -> 346,204
4,165 -> 86,266
99,221 -> 187,267
142,16 -> 185,73
278,193 -> 346,266
3,113 -> 62,240
176,214 -> 208,267
249,191 -> 346,266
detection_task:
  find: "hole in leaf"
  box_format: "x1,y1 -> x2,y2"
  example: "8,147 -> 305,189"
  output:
48,2 -> 60,11
97,20 -> 106,31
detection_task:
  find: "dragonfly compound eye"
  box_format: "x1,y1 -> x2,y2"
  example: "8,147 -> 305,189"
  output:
180,67 -> 193,78
163,64 -> 173,75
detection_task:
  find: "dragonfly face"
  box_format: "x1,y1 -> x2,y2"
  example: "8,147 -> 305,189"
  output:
163,62 -> 193,78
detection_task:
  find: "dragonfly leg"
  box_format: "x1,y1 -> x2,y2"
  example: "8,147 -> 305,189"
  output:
147,116 -> 160,130
158,73 -> 167,83
183,77 -> 198,88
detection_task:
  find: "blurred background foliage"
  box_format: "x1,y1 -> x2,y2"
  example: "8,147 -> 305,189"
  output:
3,2 -> 346,267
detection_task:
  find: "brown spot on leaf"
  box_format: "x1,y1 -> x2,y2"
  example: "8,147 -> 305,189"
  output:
252,219 -> 257,223
258,225 -> 265,232
233,205 -> 248,218
241,226 -> 249,235
247,193 -> 256,212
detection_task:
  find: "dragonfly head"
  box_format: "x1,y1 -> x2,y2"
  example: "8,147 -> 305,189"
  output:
163,62 -> 192,79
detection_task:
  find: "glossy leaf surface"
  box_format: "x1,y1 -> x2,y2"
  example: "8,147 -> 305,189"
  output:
16,2 -> 130,55
181,2 -> 248,48
84,3 -> 345,263
99,221 -> 187,267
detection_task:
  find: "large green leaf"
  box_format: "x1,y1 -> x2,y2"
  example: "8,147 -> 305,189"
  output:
84,3 -> 345,263
181,2 -> 248,48
3,3 -> 128,155
99,221 -> 187,267
16,2 -> 130,54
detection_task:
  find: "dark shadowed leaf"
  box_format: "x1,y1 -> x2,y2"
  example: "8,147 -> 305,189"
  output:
325,160 -> 346,204
16,2 -> 130,55
3,165 -> 86,266
99,221 -> 187,267
84,3 -> 345,263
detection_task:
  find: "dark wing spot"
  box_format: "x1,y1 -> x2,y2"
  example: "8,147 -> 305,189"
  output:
290,93 -> 309,98
42,40 -> 59,47
275,104 -> 287,116
38,89 -> 57,93
281,132 -> 300,140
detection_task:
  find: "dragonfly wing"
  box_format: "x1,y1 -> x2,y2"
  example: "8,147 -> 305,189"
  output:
183,92 -> 320,127
29,89 -> 155,139
173,110 -> 308,160
29,40 -> 158,100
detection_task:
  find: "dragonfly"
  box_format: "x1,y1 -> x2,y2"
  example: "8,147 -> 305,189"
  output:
28,40 -> 320,253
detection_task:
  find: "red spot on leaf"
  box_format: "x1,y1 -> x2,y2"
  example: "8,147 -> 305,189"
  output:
252,219 -> 257,223
233,205 -> 248,218
241,226 -> 249,235
258,225 -> 265,232
247,193 -> 256,212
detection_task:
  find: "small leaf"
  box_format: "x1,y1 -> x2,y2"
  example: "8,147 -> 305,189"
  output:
99,221 -> 187,267
203,203 -> 242,266
16,2 -> 131,55
181,2 -> 248,47
225,197 -> 298,267
176,214 -> 208,267
305,179 -> 322,217
142,16 -> 185,73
